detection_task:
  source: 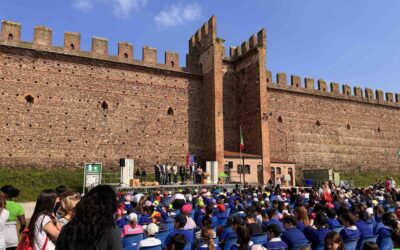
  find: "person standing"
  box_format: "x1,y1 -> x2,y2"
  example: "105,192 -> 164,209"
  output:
179,165 -> 186,184
28,189 -> 61,250
161,164 -> 167,185
172,163 -> 178,184
275,177 -> 281,192
141,169 -> 147,182
154,164 -> 161,184
56,185 -> 122,250
1,185 -> 26,250
167,164 -> 173,185
0,191 -> 9,250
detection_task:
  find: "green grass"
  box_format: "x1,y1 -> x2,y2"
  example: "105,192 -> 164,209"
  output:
0,167 -> 84,202
341,171 -> 400,188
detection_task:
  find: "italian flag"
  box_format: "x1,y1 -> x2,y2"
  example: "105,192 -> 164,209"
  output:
240,125 -> 244,152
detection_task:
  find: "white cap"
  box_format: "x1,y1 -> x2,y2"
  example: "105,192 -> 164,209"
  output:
128,213 -> 138,222
147,223 -> 159,235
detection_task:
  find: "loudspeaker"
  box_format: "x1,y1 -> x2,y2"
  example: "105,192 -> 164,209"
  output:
119,158 -> 125,167
228,161 -> 233,169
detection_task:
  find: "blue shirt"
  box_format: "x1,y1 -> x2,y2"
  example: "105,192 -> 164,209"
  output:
139,214 -> 151,225
221,226 -> 236,241
265,239 -> 288,250
165,229 -> 194,246
355,220 -> 373,238
377,226 -> 393,246
327,218 -> 341,229
339,227 -> 361,240
282,227 -> 308,249
304,227 -> 331,250
266,218 -> 285,232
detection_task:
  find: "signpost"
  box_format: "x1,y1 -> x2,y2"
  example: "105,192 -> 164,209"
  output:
83,163 -> 102,194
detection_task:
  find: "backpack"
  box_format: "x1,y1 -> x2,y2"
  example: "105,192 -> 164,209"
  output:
16,228 -> 48,250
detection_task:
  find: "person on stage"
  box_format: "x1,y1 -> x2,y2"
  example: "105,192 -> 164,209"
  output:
167,163 -> 172,185
161,164 -> 167,185
172,163 -> 178,184
154,164 -> 161,184
179,165 -> 186,184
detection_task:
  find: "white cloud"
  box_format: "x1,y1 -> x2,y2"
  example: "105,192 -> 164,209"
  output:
112,0 -> 147,19
155,2 -> 202,28
72,0 -> 147,18
73,0 -> 94,12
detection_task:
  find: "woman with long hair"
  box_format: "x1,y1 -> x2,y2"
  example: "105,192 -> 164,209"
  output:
28,189 -> 61,250
231,224 -> 252,250
295,206 -> 310,230
198,227 -> 220,250
0,191 -> 10,250
56,185 -> 121,250
324,231 -> 345,250
57,193 -> 80,227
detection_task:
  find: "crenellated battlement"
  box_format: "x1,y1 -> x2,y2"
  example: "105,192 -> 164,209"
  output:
188,16 -> 217,55
228,29 -> 266,60
0,20 -> 185,73
266,70 -> 400,107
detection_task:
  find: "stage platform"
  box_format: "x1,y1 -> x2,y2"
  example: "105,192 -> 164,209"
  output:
111,183 -> 241,193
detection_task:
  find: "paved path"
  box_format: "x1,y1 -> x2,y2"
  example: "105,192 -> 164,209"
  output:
21,202 -> 35,219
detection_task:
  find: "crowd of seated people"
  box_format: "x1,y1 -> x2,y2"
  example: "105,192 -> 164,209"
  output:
1,180 -> 400,250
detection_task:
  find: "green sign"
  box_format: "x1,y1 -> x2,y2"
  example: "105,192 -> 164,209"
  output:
85,163 -> 102,173
83,163 -> 102,191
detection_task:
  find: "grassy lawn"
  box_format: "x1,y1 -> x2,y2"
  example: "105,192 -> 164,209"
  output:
0,167 -> 84,202
340,171 -> 400,188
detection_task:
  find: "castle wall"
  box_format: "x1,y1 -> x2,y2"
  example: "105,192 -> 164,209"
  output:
0,21 -> 203,169
267,73 -> 400,173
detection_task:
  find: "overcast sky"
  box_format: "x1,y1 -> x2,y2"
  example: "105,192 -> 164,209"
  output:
1,0 -> 400,93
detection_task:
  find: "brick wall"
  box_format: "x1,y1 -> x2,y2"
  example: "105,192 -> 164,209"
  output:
268,84 -> 400,173
0,46 -> 202,169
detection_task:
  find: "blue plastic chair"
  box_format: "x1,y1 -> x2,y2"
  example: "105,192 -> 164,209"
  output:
343,238 -> 359,250
183,242 -> 192,250
378,235 -> 394,250
139,245 -> 161,250
250,233 -> 268,245
165,221 -> 174,232
332,226 -> 344,233
292,243 -> 311,250
357,235 -> 377,250
218,216 -> 229,227
223,236 -> 238,250
123,233 -> 144,250
155,230 -> 169,248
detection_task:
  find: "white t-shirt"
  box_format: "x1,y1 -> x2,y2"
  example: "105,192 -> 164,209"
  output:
138,237 -> 161,249
0,209 -> 10,250
33,214 -> 55,250
172,193 -> 186,202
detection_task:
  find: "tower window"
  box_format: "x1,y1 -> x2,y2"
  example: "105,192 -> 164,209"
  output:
25,95 -> 34,104
70,43 -> 75,50
316,120 -> 321,126
101,101 -> 108,111
167,107 -> 174,115
171,61 -> 175,67
346,124 -> 350,130
8,33 -> 13,41
278,116 -> 283,123
124,53 -> 128,59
